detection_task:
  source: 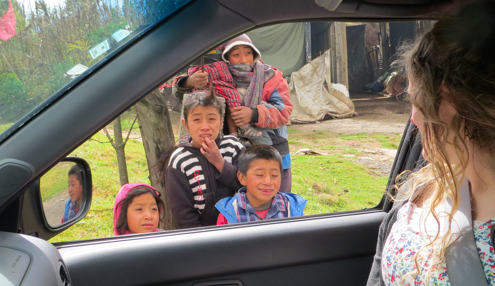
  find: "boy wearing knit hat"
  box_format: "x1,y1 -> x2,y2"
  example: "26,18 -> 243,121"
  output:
173,34 -> 293,193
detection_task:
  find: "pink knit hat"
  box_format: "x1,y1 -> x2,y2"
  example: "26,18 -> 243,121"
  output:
221,34 -> 261,64
113,183 -> 160,236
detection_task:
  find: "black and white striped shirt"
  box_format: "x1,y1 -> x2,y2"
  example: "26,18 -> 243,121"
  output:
168,135 -> 244,213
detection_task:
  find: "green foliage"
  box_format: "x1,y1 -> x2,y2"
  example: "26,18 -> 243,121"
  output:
12,0 -> 26,32
0,0 -> 9,16
88,21 -> 128,46
0,73 -> 29,123
0,72 -> 24,102
0,0 -> 190,126
127,0 -> 190,25
66,40 -> 95,65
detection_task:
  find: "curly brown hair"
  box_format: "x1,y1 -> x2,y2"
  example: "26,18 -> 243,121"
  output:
396,0 -> 495,282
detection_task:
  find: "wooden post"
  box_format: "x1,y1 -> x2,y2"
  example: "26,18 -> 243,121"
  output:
329,22 -> 337,83
304,22 -> 312,63
330,22 -> 348,89
379,22 -> 390,72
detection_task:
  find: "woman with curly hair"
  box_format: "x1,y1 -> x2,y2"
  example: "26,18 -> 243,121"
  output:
368,1 -> 495,285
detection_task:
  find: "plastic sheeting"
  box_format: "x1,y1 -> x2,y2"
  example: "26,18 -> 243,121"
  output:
247,23 -> 306,77
289,50 -> 355,124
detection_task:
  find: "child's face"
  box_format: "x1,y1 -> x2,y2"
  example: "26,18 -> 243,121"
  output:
68,174 -> 83,205
126,193 -> 159,234
227,45 -> 254,66
237,159 -> 281,207
183,105 -> 222,148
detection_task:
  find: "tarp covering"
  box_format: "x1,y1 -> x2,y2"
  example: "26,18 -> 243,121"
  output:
289,50 -> 355,124
247,23 -> 306,77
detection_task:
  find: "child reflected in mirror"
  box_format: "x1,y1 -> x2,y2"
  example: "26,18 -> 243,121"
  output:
113,183 -> 164,235
216,145 -> 306,224
61,164 -> 83,223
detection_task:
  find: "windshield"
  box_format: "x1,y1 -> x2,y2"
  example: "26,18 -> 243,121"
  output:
0,0 -> 190,138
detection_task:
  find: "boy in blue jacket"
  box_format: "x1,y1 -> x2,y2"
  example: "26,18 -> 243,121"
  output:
216,145 -> 306,224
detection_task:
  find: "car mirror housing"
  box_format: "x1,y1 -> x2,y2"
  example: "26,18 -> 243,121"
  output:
40,159 -> 91,229
22,157 -> 92,240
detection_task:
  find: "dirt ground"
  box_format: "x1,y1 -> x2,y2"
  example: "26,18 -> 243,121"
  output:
289,95 -> 411,176
43,192 -> 70,226
291,95 -> 411,134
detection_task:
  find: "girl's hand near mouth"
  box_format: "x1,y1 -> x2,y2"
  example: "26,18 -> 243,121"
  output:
201,137 -> 225,172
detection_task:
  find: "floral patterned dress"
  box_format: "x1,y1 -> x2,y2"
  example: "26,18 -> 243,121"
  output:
381,201 -> 495,285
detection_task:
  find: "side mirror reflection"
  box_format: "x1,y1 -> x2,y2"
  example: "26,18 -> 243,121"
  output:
40,159 -> 90,228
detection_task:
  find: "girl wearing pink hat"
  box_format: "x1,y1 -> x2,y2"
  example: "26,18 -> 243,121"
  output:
113,183 -> 165,236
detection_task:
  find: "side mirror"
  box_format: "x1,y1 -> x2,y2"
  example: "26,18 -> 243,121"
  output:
40,158 -> 91,228
22,157 -> 92,240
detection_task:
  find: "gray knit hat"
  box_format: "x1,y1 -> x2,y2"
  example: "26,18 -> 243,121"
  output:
221,34 -> 261,64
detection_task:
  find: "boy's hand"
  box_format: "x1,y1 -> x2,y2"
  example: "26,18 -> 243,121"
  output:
201,137 -> 225,172
231,106 -> 253,126
186,71 -> 208,88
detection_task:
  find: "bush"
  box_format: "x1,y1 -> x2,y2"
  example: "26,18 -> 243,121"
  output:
0,73 -> 29,123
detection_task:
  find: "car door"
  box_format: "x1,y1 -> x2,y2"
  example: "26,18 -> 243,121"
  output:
0,0 -> 429,285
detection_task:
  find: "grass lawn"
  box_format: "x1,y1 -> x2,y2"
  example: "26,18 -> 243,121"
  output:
0,123 -> 11,134
286,128 -> 402,155
291,155 -> 387,214
49,127 -> 399,242
40,162 -> 73,201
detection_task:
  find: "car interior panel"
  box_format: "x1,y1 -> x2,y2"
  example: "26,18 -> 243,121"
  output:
58,212 -> 385,286
0,0 -> 472,285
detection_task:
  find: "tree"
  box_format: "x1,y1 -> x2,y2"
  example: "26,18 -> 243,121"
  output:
135,89 -> 177,230
102,115 -> 138,186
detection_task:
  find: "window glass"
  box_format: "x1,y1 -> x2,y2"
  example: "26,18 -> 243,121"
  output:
50,20 -> 435,242
0,0 -> 190,139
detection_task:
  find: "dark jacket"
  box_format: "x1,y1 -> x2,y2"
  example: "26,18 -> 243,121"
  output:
366,201 -> 404,286
165,134 -> 244,229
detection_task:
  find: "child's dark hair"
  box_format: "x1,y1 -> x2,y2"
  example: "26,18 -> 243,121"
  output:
238,145 -> 282,175
115,186 -> 164,235
183,87 -> 223,123
156,88 -> 223,183
68,164 -> 82,184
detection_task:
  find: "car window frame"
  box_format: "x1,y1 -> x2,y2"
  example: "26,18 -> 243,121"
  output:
0,0 -> 432,240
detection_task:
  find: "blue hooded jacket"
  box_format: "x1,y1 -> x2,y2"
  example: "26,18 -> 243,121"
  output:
216,188 -> 307,224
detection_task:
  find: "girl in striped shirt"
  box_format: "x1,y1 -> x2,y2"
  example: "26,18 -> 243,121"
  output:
158,89 -> 245,229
